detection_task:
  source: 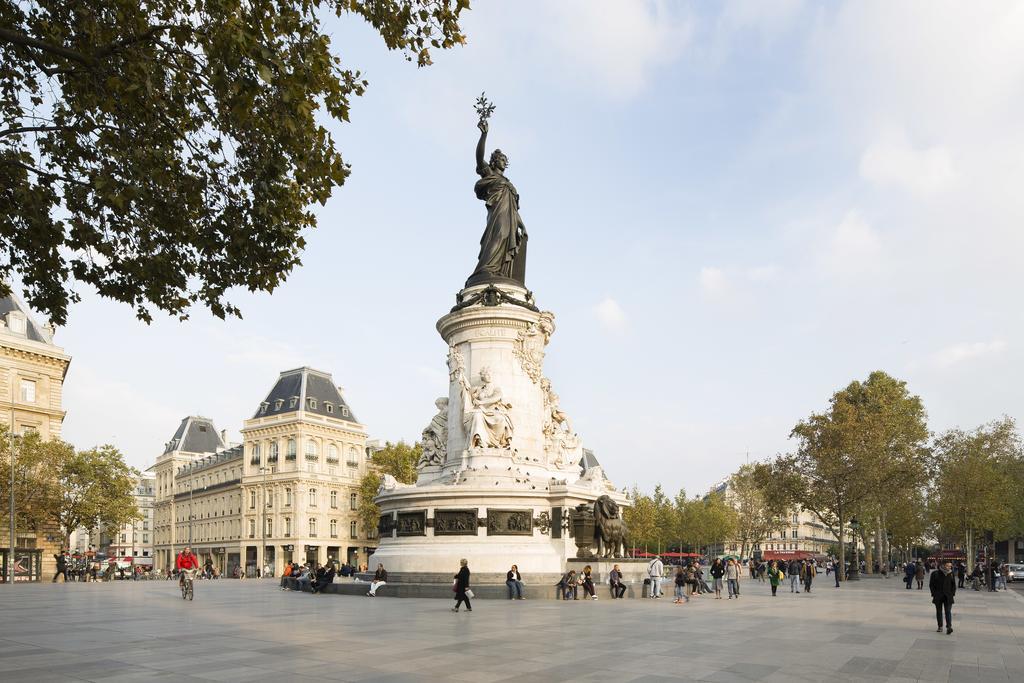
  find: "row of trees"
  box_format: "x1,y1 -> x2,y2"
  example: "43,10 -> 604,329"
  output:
621,371 -> 1024,578
0,427 -> 139,549
754,371 -> 1024,577
623,485 -> 738,555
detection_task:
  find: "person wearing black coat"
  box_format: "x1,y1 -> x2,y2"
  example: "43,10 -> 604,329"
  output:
452,559 -> 471,612
52,552 -> 68,583
312,563 -> 336,594
929,560 -> 957,634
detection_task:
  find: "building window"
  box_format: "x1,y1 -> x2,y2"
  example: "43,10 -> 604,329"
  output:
248,519 -> 255,538
275,399 -> 284,410
309,398 -> 317,410
266,519 -> 272,536
19,379 -> 36,403
266,491 -> 273,509
285,488 -> 292,506
349,493 -> 357,510
326,403 -> 334,413
249,490 -> 256,509
285,517 -> 292,536
792,513 -> 799,524
330,519 -> 337,537
346,447 -> 359,468
349,521 -> 358,539
286,439 -> 296,460
309,518 -> 317,537
341,406 -> 349,417
120,534 -> 126,544
305,440 -> 318,460
143,521 -> 149,530
289,396 -> 298,408
259,402 -> 268,414
330,490 -> 338,508
309,488 -> 317,506
327,444 -> 339,464
269,442 -> 279,462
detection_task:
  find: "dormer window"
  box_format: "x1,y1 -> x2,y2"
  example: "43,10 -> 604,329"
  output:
274,399 -> 283,410
7,312 -> 26,335
260,402 -> 268,414
325,403 -> 334,414
309,398 -> 317,410
341,406 -> 349,417
289,396 -> 298,408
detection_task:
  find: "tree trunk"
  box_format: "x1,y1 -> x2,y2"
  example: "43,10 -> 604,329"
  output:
965,528 -> 973,573
874,518 -> 885,575
838,513 -> 846,581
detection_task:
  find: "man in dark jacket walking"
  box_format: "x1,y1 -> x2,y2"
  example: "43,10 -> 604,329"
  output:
52,551 -> 68,583
929,560 -> 957,635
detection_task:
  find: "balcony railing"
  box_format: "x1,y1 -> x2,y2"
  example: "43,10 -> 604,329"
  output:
305,453 -> 319,462
285,453 -> 296,461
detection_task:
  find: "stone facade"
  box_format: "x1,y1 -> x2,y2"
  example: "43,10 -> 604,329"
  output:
0,295 -> 69,581
150,368 -> 375,576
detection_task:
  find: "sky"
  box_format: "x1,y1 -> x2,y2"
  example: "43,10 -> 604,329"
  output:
46,1 -> 1024,497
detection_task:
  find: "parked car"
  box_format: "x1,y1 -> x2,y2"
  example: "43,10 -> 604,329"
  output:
1007,564 -> 1024,582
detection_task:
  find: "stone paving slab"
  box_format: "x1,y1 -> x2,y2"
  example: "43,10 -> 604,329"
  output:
1,577 -> 1022,681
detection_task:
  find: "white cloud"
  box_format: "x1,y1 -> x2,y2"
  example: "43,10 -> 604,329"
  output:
819,211 -> 882,277
928,338 -> 1007,369
538,0 -> 694,98
860,138 -> 956,195
699,266 -> 730,299
593,297 -> 627,332
746,264 -> 781,283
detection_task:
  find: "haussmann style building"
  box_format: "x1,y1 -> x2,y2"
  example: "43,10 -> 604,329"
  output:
149,367 -> 375,576
0,294 -> 71,581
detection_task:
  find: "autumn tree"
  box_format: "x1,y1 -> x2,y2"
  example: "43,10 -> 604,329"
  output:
728,464 -> 786,559
356,441 -> 421,537
931,417 -> 1022,571
0,0 -> 468,324
623,486 -> 656,552
0,427 -> 67,533
52,445 -> 140,549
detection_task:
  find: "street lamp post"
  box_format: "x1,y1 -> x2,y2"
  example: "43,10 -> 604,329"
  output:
6,428 -> 15,586
848,517 -> 861,580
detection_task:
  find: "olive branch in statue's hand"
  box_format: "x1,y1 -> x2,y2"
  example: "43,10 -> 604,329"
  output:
475,92 -> 496,125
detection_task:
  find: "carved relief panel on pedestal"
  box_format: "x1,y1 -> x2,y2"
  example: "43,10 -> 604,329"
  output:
395,511 -> 427,537
486,509 -> 534,536
433,509 -> 479,536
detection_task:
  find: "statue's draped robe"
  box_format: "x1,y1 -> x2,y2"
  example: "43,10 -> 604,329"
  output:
464,382 -> 513,448
468,163 -> 527,284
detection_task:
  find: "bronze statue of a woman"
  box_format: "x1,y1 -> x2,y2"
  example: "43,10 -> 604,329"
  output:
466,104 -> 528,287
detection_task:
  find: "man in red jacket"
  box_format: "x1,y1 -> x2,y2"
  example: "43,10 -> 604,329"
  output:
176,546 -> 200,589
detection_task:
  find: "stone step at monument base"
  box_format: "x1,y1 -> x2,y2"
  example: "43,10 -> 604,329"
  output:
279,577 -> 648,599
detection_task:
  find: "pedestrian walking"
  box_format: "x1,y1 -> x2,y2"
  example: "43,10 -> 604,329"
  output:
915,561 -> 925,590
904,561 -> 916,589
768,561 -> 783,596
788,559 -> 801,593
710,558 -> 725,599
452,558 -> 472,612
52,552 -> 68,583
929,560 -> 956,635
956,561 -> 966,589
998,563 -> 1009,591
647,555 -> 664,599
725,558 -> 740,599
987,559 -> 999,592
803,559 -> 816,593
673,566 -> 689,604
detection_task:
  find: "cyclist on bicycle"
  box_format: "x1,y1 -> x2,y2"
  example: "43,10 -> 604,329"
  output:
176,546 -> 200,589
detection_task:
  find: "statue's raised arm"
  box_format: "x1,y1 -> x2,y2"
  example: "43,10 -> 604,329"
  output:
475,119 -> 489,175
466,93 -> 528,287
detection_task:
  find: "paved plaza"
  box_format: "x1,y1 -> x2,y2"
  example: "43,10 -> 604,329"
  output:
1,577 -> 1023,682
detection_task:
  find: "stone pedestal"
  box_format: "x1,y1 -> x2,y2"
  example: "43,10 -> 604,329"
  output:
373,281 -> 627,582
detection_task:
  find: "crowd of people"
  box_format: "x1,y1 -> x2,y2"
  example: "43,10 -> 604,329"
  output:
50,551 -> 154,582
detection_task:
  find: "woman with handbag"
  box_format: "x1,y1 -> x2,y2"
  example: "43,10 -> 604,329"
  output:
452,558 -> 472,612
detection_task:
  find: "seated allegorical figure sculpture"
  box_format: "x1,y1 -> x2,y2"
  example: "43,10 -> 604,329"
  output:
463,367 -> 514,448
418,397 -> 449,468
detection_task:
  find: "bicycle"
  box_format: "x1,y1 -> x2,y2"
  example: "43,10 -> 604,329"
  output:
180,569 -> 197,601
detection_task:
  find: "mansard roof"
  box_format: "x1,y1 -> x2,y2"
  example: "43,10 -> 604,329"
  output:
163,416 -> 225,455
253,367 -> 357,423
0,293 -> 54,344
